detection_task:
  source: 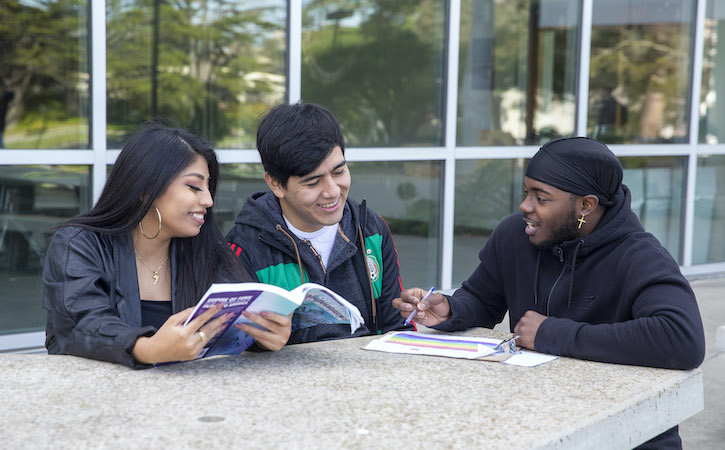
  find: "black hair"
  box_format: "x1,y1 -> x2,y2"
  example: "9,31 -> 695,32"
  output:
256,101 -> 345,188
64,120 -> 247,309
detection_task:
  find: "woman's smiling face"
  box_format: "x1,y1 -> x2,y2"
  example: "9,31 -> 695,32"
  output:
150,155 -> 213,239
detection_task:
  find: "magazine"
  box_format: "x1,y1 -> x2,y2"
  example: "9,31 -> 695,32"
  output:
182,282 -> 364,360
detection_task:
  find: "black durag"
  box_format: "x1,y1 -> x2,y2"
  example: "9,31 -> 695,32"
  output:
525,137 -> 623,207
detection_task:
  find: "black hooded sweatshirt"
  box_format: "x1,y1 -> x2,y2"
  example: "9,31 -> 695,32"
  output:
434,185 -> 705,448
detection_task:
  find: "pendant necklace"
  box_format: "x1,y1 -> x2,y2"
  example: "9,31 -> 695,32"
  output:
136,253 -> 169,285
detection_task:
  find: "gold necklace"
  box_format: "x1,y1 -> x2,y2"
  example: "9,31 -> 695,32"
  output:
135,253 -> 169,285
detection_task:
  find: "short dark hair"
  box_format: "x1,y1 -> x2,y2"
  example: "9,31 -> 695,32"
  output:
256,102 -> 345,188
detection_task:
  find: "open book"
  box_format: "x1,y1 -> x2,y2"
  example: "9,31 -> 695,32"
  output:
183,282 -> 364,360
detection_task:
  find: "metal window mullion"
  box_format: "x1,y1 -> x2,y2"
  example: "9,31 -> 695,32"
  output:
441,0 -> 461,291
0,332 -> 46,353
683,0 -> 707,267
575,0 -> 593,136
0,150 -> 94,164
288,0 -> 302,104
90,1 -> 107,204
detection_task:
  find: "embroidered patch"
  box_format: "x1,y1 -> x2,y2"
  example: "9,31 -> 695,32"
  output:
367,255 -> 380,282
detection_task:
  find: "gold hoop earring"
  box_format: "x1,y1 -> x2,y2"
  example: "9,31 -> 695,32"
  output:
577,214 -> 587,230
139,206 -> 162,239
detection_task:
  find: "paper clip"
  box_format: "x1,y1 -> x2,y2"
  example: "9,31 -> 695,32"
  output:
492,335 -> 521,355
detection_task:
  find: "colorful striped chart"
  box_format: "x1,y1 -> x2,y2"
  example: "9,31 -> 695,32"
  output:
387,332 -> 498,352
364,331 -> 500,359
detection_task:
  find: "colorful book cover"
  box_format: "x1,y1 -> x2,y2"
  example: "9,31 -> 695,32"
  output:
185,289 -> 266,358
174,282 -> 363,362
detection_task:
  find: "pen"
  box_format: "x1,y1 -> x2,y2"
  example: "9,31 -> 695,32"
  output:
403,286 -> 435,326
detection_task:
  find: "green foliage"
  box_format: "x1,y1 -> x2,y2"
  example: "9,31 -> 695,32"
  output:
301,0 -> 446,147
105,0 -> 286,148
588,21 -> 692,143
0,0 -> 89,148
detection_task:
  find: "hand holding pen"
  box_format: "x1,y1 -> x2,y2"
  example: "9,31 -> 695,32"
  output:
393,287 -> 452,327
403,286 -> 435,326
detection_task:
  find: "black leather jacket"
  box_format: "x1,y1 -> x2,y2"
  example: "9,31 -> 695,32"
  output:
42,226 -> 181,369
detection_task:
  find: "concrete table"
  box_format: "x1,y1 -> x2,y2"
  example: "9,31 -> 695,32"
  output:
1,328 -> 703,449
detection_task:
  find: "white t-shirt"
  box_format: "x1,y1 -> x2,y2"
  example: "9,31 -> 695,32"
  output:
283,217 -> 338,269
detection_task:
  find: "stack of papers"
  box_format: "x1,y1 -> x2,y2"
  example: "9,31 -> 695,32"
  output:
363,331 -> 558,367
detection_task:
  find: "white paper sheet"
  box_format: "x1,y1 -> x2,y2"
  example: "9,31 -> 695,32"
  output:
363,331 -> 558,367
501,350 -> 558,367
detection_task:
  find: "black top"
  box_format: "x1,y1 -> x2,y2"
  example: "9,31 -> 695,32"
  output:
140,300 -> 173,329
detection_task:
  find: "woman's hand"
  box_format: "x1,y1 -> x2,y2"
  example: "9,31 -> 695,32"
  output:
132,303 -> 231,364
235,311 -> 292,351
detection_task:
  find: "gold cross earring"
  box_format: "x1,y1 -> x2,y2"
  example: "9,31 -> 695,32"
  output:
577,214 -> 587,230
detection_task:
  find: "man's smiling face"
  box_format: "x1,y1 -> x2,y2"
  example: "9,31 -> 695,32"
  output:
519,176 -> 579,249
269,146 -> 350,232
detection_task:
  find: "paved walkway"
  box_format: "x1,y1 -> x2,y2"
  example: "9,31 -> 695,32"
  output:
679,277 -> 725,449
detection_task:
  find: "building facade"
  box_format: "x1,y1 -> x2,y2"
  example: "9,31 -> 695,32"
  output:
2,0 -> 725,351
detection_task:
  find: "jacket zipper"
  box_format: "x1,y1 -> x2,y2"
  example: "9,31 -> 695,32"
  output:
546,246 -> 567,316
302,239 -> 326,275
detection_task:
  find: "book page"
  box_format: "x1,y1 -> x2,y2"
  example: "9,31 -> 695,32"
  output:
292,283 -> 364,333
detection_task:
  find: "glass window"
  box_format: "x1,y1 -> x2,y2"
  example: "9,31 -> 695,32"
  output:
0,1 -> 89,149
217,164 -> 268,234
621,156 -> 686,263
693,155 -> 725,263
458,0 -> 579,146
453,159 -> 524,286
589,0 -> 694,144
106,1 -> 286,149
301,0 -> 446,147
348,161 -> 441,288
0,165 -> 90,335
700,1 -> 725,143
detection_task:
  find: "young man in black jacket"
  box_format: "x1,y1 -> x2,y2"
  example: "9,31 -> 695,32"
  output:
394,137 -> 705,449
226,102 -> 409,344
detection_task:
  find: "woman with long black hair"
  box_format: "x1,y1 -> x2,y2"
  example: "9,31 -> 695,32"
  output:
43,122 -> 291,368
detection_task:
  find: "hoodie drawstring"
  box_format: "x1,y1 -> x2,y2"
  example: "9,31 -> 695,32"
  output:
567,240 -> 584,309
275,224 -> 305,284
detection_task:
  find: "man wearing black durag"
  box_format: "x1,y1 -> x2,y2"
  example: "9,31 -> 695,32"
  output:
393,137 -> 705,449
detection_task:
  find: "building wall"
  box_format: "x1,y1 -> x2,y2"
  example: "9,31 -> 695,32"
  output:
2,0 -> 725,350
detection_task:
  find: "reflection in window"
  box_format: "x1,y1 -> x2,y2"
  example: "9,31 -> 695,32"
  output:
700,1 -> 725,143
589,0 -> 694,144
217,164 -> 268,234
0,1 -> 89,149
348,161 -> 441,288
301,1 -> 446,147
693,156 -> 725,263
621,156 -> 686,263
0,166 -> 90,334
457,0 -> 579,146
106,1 -> 286,149
452,156 -> 686,281
453,159 -> 524,286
